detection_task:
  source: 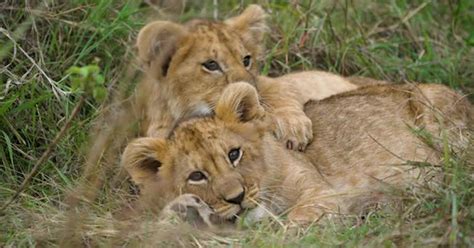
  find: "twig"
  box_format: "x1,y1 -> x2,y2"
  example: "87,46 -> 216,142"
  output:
0,95 -> 86,213
366,2 -> 429,38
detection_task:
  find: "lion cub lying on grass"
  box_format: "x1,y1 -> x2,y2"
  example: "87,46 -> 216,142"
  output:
122,81 -> 472,225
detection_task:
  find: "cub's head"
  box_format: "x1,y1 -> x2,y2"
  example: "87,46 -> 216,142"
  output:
122,82 -> 270,220
137,5 -> 267,118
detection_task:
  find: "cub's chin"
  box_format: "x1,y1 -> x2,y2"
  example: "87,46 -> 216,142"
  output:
216,196 -> 260,221
242,206 -> 271,224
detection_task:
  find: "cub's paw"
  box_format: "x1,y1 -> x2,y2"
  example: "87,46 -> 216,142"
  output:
272,111 -> 313,152
287,206 -> 324,225
160,194 -> 217,228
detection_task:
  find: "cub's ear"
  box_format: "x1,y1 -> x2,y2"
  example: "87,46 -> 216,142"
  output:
121,137 -> 168,186
136,21 -> 187,76
215,82 -> 265,123
224,5 -> 268,56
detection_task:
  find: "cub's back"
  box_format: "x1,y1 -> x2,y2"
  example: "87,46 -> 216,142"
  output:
303,84 -> 472,184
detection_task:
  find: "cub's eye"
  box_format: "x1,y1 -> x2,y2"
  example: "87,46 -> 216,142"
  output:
243,55 -> 251,67
228,148 -> 242,166
202,60 -> 221,71
188,171 -> 207,182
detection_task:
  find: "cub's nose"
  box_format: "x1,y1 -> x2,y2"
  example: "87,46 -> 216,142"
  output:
224,190 -> 245,205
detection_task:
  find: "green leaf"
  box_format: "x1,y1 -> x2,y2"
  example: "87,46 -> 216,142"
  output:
66,64 -> 106,101
71,78 -> 82,92
93,74 -> 105,85
92,87 -> 107,102
467,32 -> 474,46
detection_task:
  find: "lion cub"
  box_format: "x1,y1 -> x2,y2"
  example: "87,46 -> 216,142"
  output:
135,5 -> 359,151
122,81 -> 472,224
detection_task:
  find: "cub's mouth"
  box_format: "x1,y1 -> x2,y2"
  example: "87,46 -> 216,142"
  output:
217,205 -> 271,224
214,185 -> 260,222
213,206 -> 253,224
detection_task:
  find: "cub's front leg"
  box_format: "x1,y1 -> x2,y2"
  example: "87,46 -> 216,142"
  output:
256,76 -> 313,151
287,189 -> 341,225
279,164 -> 341,225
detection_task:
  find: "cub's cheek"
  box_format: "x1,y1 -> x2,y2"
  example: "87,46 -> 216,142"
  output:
189,102 -> 212,116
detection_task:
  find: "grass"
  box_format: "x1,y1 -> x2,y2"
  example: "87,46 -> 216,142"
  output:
1,0 -> 473,246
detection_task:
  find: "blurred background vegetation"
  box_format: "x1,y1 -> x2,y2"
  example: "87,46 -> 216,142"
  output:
1,0 -> 473,246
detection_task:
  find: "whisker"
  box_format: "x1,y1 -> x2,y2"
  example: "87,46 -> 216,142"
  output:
247,198 -> 286,229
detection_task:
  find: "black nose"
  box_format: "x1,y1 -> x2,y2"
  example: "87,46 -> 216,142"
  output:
225,190 -> 245,205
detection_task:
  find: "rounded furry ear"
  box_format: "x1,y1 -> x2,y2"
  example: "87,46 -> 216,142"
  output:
215,82 -> 265,123
136,21 -> 187,76
224,5 -> 268,56
121,137 -> 167,185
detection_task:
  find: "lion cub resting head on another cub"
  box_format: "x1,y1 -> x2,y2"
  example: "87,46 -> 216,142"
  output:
122,82 -> 472,226
137,4 -> 360,151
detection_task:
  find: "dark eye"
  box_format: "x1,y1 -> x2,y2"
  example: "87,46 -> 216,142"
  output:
228,148 -> 242,164
243,55 -> 251,67
188,171 -> 207,181
202,60 -> 221,71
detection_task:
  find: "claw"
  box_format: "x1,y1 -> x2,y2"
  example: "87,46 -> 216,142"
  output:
298,144 -> 305,152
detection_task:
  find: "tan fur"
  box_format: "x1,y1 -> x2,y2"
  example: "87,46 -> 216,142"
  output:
276,71 -> 359,105
136,5 -> 358,150
122,82 -> 472,224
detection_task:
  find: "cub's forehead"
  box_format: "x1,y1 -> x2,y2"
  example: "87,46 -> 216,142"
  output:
169,118 -> 227,149
185,20 -> 229,34
184,21 -> 246,51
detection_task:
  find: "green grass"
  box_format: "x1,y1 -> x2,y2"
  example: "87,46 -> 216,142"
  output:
1,0 -> 473,246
